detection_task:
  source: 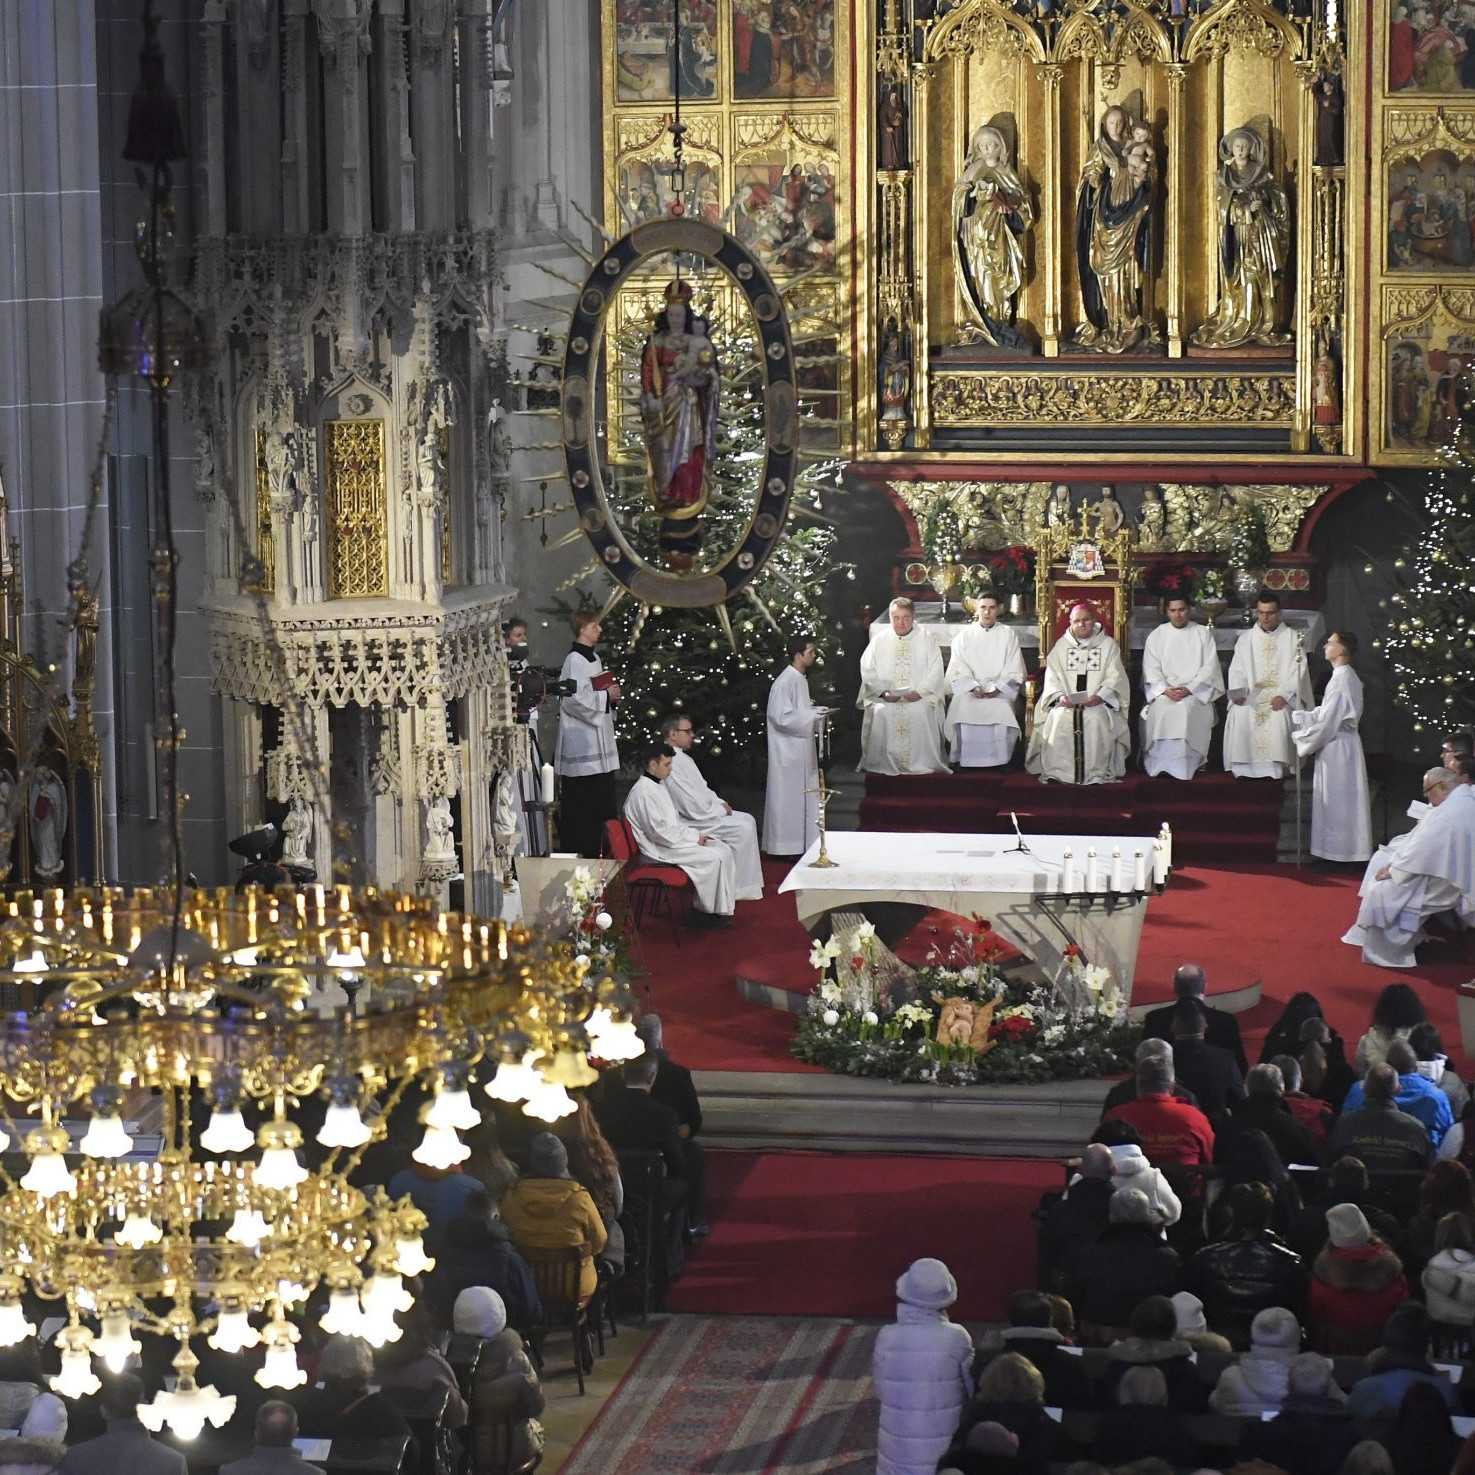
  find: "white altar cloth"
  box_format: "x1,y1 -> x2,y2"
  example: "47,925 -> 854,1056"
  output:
779,830 -> 1160,1003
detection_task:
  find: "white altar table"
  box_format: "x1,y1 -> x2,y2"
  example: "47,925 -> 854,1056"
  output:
779,830 -> 1163,1004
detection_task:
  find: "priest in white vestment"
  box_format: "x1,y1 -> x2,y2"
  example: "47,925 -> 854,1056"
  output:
943,594 -> 1026,767
660,712 -> 764,900
555,611 -> 621,857
623,744 -> 736,922
764,636 -> 827,855
1026,604 -> 1130,785
1140,597 -> 1225,779
857,598 -> 948,775
1344,767 -> 1475,967
1292,630 -> 1373,862
1223,593 -> 1312,779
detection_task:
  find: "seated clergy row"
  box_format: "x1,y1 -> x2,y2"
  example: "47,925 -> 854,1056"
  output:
859,592 -> 1327,790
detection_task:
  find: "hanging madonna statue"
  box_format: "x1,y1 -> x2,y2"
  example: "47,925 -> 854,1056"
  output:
1191,126 -> 1291,350
951,123 -> 1034,349
639,278 -> 721,570
1074,104 -> 1156,355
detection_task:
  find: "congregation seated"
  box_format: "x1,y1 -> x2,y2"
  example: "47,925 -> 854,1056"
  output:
1109,1143 -> 1182,1229
1410,1022 -> 1469,1119
1218,1062 -> 1324,1173
1307,1204 -> 1410,1354
1298,1016 -> 1359,1114
1168,1293 -> 1234,1390
1288,1157 -> 1404,1265
1386,1381 -> 1462,1475
1206,1127 -> 1303,1242
1186,1182 -> 1304,1346
1141,963 -> 1248,1076
1422,1208 -> 1475,1331
1100,1038 -> 1201,1117
1268,1052 -> 1335,1148
0,1341 -> 46,1429
634,1014 -> 702,1140
1327,1063 -> 1434,1182
1238,1351 -> 1355,1475
376,1305 -> 469,1429
948,1352 -> 1057,1475
293,1336 -> 414,1443
1353,984 -> 1429,1075
427,1191 -> 543,1333
552,1092 -> 626,1273
55,1375 -> 185,1475
451,1288 -> 545,1475
1100,1054 -> 1215,1171
1444,1097 -> 1475,1166
1207,1305 -> 1301,1415
1345,1303 -> 1455,1422
1070,1190 -> 1182,1343
936,1421 -> 1023,1475
1167,998 -> 1245,1119
974,1290 -> 1090,1409
1403,1158 -> 1475,1281
1099,1296 -> 1204,1412
1340,1039 -> 1453,1148
386,1157 -> 487,1255
0,1395 -> 66,1475
1040,1144 -> 1115,1290
219,1402 -> 320,1475
1093,1366 -> 1198,1469
498,1132 -> 607,1303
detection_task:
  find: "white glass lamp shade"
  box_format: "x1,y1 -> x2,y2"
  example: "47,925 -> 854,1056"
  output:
138,1382 -> 236,1442
207,1308 -> 260,1354
521,1078 -> 577,1123
317,1101 -> 372,1149
275,1277 -> 308,1308
80,1112 -> 132,1159
326,943 -> 367,969
541,1048 -> 598,1089
394,1235 -> 435,1277
0,1298 -> 35,1347
226,1209 -> 270,1248
255,1327 -> 306,1390
12,948 -> 46,973
484,1051 -> 544,1104
50,1347 -> 101,1399
425,1086 -> 481,1132
362,1271 -> 413,1318
21,1127 -> 75,1198
319,1287 -> 364,1337
255,1120 -> 308,1191
114,1213 -> 163,1249
587,1007 -> 643,1062
94,1312 -> 143,1373
201,1108 -> 254,1154
411,1124 -> 468,1169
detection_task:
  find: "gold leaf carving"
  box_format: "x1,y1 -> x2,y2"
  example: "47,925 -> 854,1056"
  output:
1159,483 -> 1326,552
326,419 -> 389,599
1184,0 -> 1297,60
923,0 -> 1040,62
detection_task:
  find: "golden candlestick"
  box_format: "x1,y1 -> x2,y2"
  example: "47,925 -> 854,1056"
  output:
806,713 -> 838,868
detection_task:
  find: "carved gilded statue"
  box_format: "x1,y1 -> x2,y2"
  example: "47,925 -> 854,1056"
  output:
639,279 -> 720,571
951,124 -> 1034,350
1074,105 -> 1156,355
1191,128 -> 1291,350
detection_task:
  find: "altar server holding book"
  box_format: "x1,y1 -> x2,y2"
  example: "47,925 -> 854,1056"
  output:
764,635 -> 826,856
944,594 -> 1026,767
857,597 -> 948,775
1292,630 -> 1373,862
1223,591 -> 1311,779
1140,597 -> 1224,779
1026,603 -> 1130,785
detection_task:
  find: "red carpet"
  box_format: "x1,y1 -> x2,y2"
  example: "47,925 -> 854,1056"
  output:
667,1149 -> 1061,1322
647,859 -> 1474,1075
860,769 -> 1284,865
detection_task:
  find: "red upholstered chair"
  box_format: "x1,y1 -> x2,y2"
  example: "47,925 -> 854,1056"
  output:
601,818 -> 692,945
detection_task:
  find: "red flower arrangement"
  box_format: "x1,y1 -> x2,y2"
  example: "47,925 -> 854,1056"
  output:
1144,561 -> 1202,600
851,954 -> 866,971
1062,943 -> 1083,960
989,1013 -> 1036,1041
986,544 -> 1036,597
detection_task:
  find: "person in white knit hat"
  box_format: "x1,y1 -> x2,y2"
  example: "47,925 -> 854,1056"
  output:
873,1258 -> 974,1475
1111,1141 -> 1183,1228
1307,1202 -> 1411,1353
1170,1291 -> 1234,1388
1210,1306 -> 1302,1415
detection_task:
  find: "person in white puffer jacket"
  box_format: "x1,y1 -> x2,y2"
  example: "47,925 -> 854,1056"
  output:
873,1258 -> 974,1475
1422,1211 -> 1475,1325
1209,1306 -> 1301,1415
1112,1142 -> 1183,1228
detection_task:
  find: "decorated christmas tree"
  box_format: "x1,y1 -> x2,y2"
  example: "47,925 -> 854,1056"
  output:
1378,408 -> 1475,736
553,305 -> 853,779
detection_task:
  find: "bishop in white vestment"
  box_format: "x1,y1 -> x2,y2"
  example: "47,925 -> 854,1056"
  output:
943,594 -> 1026,767
623,746 -> 736,918
1292,633 -> 1373,862
763,638 -> 826,855
1223,596 -> 1312,779
1140,600 -> 1224,779
1344,768 -> 1475,967
1026,605 -> 1130,785
857,598 -> 948,775
660,714 -> 764,900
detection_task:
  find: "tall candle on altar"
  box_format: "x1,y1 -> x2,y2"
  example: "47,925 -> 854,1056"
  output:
1159,822 -> 1173,871
1109,847 -> 1125,891
1087,848 -> 1106,892
1061,848 -> 1077,893
1152,840 -> 1168,886
1133,849 -> 1148,892
541,763 -> 556,805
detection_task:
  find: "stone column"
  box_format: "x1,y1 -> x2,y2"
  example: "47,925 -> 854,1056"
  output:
317,1 -> 371,238
281,0 -> 313,233
235,0 -> 285,233
410,0 -> 455,232
461,0 -> 496,230
375,0 -> 416,232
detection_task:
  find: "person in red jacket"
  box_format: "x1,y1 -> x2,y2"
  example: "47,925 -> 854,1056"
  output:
1103,1054 -> 1215,1167
1306,1202 -> 1410,1354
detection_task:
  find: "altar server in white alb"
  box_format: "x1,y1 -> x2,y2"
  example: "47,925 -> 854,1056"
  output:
659,711 -> 764,900
1140,596 -> 1224,779
554,610 -> 621,857
1026,603 -> 1130,785
1292,630 -> 1373,863
944,594 -> 1026,768
1223,591 -> 1312,779
1344,767 -> 1475,967
857,597 -> 949,776
623,743 -> 736,925
764,635 -> 827,855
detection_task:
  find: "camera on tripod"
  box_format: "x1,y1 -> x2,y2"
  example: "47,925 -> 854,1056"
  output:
507,642 -> 576,723
227,823 -> 317,891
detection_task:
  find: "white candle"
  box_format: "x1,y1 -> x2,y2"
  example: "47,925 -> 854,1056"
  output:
1061,848 -> 1077,893
1133,850 -> 1148,892
1109,847 -> 1124,891
541,762 -> 556,806
1152,840 -> 1169,886
1087,848 -> 1106,892
1162,823 -> 1173,871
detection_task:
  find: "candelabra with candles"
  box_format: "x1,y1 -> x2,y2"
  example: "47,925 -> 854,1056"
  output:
807,711 -> 838,869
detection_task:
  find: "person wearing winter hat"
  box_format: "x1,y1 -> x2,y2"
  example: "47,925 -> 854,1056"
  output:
1241,1351 -> 1355,1475
1071,1190 -> 1183,1343
873,1258 -> 974,1475
0,1393 -> 67,1475
1307,1202 -> 1410,1354
498,1132 -> 607,1301
1111,1142 -> 1183,1228
1346,1301 -> 1456,1421
1209,1306 -> 1302,1415
1169,1292 -> 1234,1388
451,1287 -> 545,1475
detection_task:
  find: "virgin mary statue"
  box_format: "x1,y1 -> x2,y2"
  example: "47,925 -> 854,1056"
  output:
1191,127 -> 1291,349
1074,105 -> 1156,354
951,123 -> 1034,349
639,279 -> 721,570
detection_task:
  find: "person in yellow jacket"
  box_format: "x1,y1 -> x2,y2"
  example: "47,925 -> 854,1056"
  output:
499,1132 -> 608,1303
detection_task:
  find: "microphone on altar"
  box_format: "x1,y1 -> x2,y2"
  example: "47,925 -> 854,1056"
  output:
1006,809 -> 1031,855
